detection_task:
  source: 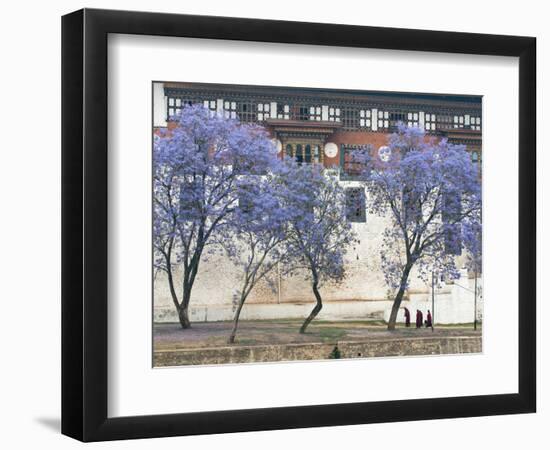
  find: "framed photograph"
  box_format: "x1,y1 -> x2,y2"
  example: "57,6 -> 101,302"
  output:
62,8 -> 536,442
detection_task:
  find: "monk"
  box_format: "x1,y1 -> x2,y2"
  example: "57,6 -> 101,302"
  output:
416,310 -> 423,328
426,310 -> 433,328
404,307 -> 411,327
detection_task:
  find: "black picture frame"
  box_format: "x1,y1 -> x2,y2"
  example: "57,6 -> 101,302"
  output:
61,8 -> 536,442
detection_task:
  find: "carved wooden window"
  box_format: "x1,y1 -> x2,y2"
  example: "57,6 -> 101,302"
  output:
345,187 -> 366,223
328,107 -> 341,122
425,113 -> 437,131
437,114 -> 453,129
313,145 -> 321,163
203,99 -> 217,113
341,107 -> 358,130
309,106 -> 322,121
257,103 -> 271,121
277,104 -> 290,119
239,101 -> 256,123
469,116 -> 481,131
341,146 -> 364,176
359,109 -> 371,129
295,144 -> 304,163
453,115 -> 465,129
377,110 -> 389,129
223,101 -> 237,119
285,144 -> 293,159
407,112 -> 419,127
297,106 -> 309,121
389,111 -> 407,129
304,145 -> 312,163
167,97 -> 192,118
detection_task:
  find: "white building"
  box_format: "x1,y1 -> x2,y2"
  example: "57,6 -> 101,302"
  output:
153,81 -> 483,325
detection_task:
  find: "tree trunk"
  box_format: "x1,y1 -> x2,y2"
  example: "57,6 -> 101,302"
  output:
228,297 -> 246,344
176,279 -> 194,329
300,281 -> 322,334
387,263 -> 413,331
177,304 -> 191,329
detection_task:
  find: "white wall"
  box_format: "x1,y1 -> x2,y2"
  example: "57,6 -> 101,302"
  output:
153,82 -> 167,127
0,1 -> 545,449
153,211 -> 482,324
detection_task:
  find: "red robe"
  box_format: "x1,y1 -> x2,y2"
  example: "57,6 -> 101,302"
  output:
404,307 -> 411,327
416,310 -> 423,328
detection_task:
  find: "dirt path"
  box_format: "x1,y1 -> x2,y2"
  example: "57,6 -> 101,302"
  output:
154,320 -> 481,350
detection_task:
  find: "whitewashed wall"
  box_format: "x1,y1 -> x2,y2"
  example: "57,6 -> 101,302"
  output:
152,83 -> 482,325
153,200 -> 483,324
153,82 -> 167,128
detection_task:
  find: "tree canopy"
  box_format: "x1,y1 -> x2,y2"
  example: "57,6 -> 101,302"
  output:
359,124 -> 482,329
153,104 -> 279,328
280,162 -> 358,333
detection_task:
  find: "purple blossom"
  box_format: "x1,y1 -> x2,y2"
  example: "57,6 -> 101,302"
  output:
360,123 -> 482,330
153,104 -> 279,328
279,160 -> 358,333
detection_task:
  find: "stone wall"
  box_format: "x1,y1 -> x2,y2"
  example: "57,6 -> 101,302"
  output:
154,335 -> 482,366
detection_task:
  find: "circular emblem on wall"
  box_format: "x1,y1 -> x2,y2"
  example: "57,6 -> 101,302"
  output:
378,145 -> 391,162
272,139 -> 283,154
324,142 -> 338,158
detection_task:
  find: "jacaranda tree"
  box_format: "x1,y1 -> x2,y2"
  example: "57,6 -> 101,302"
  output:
361,124 -> 481,330
153,104 -> 278,328
224,164 -> 290,343
281,162 -> 358,334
